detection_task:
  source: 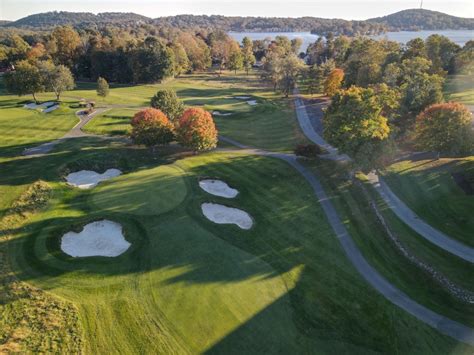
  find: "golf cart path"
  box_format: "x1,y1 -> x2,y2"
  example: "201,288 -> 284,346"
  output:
366,172 -> 474,263
23,108 -> 110,156
294,88 -> 474,263
219,136 -> 474,345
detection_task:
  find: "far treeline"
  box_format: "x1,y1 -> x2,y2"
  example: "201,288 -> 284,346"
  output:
1,9 -> 473,34
0,23 -> 473,168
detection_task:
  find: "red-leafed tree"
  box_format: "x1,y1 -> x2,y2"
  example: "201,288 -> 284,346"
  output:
176,108 -> 218,151
415,102 -> 473,154
130,108 -> 175,149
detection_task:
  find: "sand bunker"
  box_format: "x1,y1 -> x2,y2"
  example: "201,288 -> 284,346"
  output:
247,100 -> 258,106
199,179 -> 238,198
61,220 -> 130,257
234,96 -> 251,100
66,168 -> 122,189
24,101 -> 56,110
201,203 -> 253,230
43,105 -> 59,113
213,111 -> 232,116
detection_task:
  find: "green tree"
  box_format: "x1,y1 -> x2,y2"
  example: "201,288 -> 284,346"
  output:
277,54 -> 305,97
453,40 -> 474,74
323,86 -> 391,169
242,37 -> 256,75
96,77 -> 109,97
400,72 -> 444,115
150,89 -> 185,122
131,108 -> 175,150
129,37 -> 174,83
228,49 -> 243,74
4,60 -> 44,103
425,34 -> 460,73
38,61 -> 75,101
415,102 -> 473,154
170,42 -> 190,76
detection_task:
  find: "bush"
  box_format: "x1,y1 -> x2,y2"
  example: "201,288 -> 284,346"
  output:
150,89 -> 185,122
294,144 -> 323,157
130,108 -> 175,148
11,181 -> 52,215
176,108 -> 218,151
97,77 -> 109,97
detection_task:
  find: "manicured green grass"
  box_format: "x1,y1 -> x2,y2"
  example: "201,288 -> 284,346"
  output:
306,158 -> 474,327
91,164 -> 188,215
444,75 -> 474,105
384,157 -> 474,247
83,108 -> 137,136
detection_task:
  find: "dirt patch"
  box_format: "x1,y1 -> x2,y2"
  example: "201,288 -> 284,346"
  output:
452,172 -> 474,195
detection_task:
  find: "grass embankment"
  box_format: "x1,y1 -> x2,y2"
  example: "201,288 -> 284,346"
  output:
444,75 -> 474,105
383,157 -> 474,247
306,158 -> 474,328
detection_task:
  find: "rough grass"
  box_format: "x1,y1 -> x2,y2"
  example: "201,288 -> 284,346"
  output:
306,158 -> 474,327
384,156 -> 474,247
444,75 -> 474,105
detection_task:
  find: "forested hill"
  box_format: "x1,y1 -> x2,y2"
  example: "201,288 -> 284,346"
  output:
368,9 -> 474,31
2,11 -> 151,28
2,9 -> 473,33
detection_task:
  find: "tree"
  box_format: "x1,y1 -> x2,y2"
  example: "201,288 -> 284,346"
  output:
150,89 -> 185,122
50,26 -> 81,67
4,60 -> 44,102
323,86 -> 390,169
453,41 -> 474,74
291,38 -> 303,54
170,42 -> 190,76
425,34 -> 460,73
242,37 -> 256,75
278,54 -> 305,97
415,103 -> 473,154
323,68 -> 344,96
176,108 -> 218,151
96,77 -> 109,97
400,72 -> 444,115
130,108 -> 175,149
228,49 -> 243,73
38,61 -> 75,101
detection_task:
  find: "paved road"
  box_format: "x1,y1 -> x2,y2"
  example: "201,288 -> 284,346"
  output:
293,88 -> 350,162
219,136 -> 474,345
23,108 -> 110,156
367,172 -> 474,263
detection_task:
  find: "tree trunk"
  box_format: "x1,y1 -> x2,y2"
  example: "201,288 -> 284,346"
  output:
56,92 -> 60,101
32,92 -> 38,103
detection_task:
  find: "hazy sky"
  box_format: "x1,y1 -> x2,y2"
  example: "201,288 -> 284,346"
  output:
1,0 -> 473,21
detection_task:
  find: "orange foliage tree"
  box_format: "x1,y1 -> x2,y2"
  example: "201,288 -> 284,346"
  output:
176,108 -> 218,151
130,108 -> 175,149
324,68 -> 344,97
415,102 -> 473,154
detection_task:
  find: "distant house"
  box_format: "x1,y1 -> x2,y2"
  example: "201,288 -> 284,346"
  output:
0,64 -> 15,75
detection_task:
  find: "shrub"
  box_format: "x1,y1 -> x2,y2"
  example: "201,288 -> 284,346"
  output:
176,108 -> 218,151
11,181 -> 52,215
294,144 -> 323,157
97,77 -> 109,97
130,108 -> 175,148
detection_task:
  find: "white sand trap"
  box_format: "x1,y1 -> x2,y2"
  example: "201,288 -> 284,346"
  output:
199,179 -> 238,198
24,101 -> 55,110
61,220 -> 130,257
66,168 -> 122,189
234,96 -> 251,100
213,111 -> 232,116
201,203 -> 253,230
247,100 -> 258,106
43,105 -> 59,113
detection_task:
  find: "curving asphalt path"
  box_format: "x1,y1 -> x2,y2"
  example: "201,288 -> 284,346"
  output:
219,135 -> 474,345
367,172 -> 474,263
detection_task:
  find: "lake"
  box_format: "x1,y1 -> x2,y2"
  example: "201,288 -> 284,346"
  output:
229,30 -> 473,52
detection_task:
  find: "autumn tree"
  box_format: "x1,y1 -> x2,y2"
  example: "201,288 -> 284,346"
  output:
4,60 -> 44,103
323,86 -> 391,169
415,103 -> 473,154
130,108 -> 175,149
96,77 -> 109,97
176,108 -> 218,151
176,33 -> 211,71
38,61 -> 75,101
323,68 -> 344,96
242,37 -> 256,75
49,26 -> 81,67
150,89 -> 185,122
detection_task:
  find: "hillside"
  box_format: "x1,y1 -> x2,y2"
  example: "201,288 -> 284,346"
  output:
368,9 -> 474,31
2,11 -> 151,28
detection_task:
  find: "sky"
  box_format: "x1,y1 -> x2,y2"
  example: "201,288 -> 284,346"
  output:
0,0 -> 473,21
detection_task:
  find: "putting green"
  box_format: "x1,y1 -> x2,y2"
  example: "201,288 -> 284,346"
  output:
91,164 -> 187,215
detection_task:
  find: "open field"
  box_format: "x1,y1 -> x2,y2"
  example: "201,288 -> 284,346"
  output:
1,72 -> 473,353
383,156 -> 474,247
